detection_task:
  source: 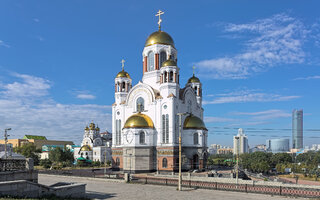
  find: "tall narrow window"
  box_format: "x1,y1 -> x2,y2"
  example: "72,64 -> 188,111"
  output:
169,71 -> 173,82
194,133 -> 199,145
147,51 -> 154,71
159,51 -> 167,67
136,97 -> 144,112
165,114 -> 169,143
162,114 -> 169,143
116,119 -> 121,145
162,115 -> 166,143
162,158 -> 167,168
116,157 -> 120,166
139,131 -> 145,144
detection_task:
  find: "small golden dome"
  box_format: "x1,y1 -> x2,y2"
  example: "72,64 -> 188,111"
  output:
85,126 -> 89,131
80,145 -> 92,151
188,75 -> 200,83
89,122 -> 95,130
183,115 -> 207,130
116,70 -> 131,79
162,59 -> 177,67
145,31 -> 175,47
96,127 -> 100,132
124,113 -> 154,129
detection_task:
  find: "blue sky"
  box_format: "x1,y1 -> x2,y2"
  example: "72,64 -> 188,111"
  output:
0,0 -> 320,147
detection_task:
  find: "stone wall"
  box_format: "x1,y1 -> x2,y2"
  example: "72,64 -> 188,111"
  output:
0,170 -> 38,183
0,180 -> 86,198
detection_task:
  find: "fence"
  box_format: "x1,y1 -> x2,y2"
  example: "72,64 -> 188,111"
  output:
0,159 -> 26,172
39,169 -> 124,180
130,175 -> 320,198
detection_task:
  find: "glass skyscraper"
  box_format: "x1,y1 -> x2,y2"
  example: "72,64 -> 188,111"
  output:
266,138 -> 289,153
292,109 -> 303,149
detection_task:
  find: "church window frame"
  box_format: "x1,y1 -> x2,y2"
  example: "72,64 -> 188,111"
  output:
136,97 -> 145,112
162,158 -> 168,168
169,71 -> 174,82
162,114 -> 169,144
159,51 -> 167,67
147,51 -> 155,71
194,132 -> 199,145
115,157 -> 120,166
116,119 -> 122,145
139,131 -> 145,144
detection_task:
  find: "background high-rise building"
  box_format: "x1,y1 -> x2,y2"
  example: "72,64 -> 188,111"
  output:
292,109 -> 303,149
266,138 -> 290,153
233,128 -> 249,154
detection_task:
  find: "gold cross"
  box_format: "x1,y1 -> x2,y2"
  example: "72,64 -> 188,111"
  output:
121,59 -> 125,71
192,66 -> 196,76
155,10 -> 164,31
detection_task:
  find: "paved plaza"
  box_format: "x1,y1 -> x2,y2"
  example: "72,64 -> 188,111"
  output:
38,174 -> 307,200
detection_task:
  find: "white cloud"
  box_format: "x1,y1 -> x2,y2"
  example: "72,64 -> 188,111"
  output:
204,116 -> 235,123
0,73 -> 111,145
232,109 -> 291,120
33,18 -> 40,23
76,94 -> 96,100
294,75 -> 320,80
203,89 -> 300,104
0,40 -> 10,48
196,13 -> 308,79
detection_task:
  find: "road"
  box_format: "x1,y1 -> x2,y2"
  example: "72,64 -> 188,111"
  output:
38,174 -> 306,200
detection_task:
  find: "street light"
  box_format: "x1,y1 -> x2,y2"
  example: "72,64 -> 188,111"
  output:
235,136 -> 239,187
4,128 -> 11,159
177,112 -> 188,191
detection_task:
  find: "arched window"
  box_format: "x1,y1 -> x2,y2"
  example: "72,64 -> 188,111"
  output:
194,133 -> 199,145
194,86 -> 198,95
169,71 -> 173,82
115,157 -> 120,166
162,158 -> 167,168
136,97 -> 144,112
147,51 -> 154,71
159,51 -> 167,67
139,131 -> 145,144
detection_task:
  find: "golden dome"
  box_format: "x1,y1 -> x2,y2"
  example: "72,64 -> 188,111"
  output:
188,75 -> 200,83
145,31 -> 175,47
116,70 -> 131,79
89,122 -> 95,130
162,59 -> 177,67
183,115 -> 207,130
85,126 -> 89,131
80,145 -> 92,151
124,113 -> 154,129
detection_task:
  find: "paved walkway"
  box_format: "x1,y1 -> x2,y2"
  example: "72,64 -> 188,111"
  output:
38,174 -> 308,200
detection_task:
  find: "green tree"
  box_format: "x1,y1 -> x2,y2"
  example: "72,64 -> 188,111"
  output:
49,147 -> 74,166
13,143 -> 41,165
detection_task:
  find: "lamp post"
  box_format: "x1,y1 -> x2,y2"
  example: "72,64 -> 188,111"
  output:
235,136 -> 240,187
177,113 -> 188,191
4,128 -> 11,159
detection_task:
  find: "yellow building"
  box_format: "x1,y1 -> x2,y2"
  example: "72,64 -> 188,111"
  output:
0,135 -> 74,149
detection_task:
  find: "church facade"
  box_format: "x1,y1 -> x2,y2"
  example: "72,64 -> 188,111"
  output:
112,14 -> 208,173
74,122 -> 112,163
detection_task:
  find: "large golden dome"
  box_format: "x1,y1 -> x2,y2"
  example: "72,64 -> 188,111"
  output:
188,75 -> 200,83
124,113 -> 154,129
116,70 -> 131,79
145,31 -> 175,47
183,115 -> 207,130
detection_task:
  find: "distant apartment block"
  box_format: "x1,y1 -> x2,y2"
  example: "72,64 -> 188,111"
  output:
233,128 -> 249,154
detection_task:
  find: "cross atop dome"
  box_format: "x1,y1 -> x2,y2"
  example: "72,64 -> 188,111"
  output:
155,10 -> 164,31
121,59 -> 125,71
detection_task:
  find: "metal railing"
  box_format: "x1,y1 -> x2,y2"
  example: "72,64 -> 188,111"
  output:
130,175 -> 320,198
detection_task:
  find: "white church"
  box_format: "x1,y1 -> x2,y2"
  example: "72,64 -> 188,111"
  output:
112,11 -> 208,172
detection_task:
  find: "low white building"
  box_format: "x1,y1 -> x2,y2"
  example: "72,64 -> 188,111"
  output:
74,122 -> 112,163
